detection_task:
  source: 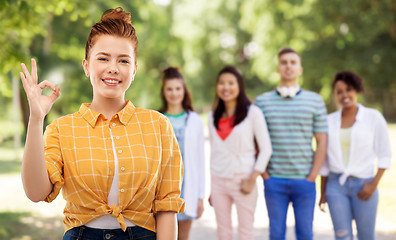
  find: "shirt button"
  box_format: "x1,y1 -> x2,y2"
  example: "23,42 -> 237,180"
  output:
120,189 -> 125,193
118,150 -> 122,154
121,167 -> 125,171
116,136 -> 120,140
112,123 -> 116,127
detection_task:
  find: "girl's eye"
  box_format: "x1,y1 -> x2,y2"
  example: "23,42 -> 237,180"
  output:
120,60 -> 129,64
98,57 -> 107,61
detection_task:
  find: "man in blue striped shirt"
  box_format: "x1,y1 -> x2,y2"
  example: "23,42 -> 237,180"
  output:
255,47 -> 328,240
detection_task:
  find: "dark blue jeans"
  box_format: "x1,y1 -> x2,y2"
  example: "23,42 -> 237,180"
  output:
63,225 -> 156,240
264,177 -> 316,240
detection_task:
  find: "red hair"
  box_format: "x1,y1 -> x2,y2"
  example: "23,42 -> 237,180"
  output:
85,7 -> 138,61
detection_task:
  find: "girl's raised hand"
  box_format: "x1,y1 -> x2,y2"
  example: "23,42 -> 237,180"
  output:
20,59 -> 61,121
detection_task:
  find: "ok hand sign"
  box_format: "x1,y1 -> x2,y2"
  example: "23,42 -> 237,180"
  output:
20,59 -> 61,121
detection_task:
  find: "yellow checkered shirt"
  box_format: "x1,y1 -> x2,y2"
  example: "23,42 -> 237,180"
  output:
43,100 -> 185,232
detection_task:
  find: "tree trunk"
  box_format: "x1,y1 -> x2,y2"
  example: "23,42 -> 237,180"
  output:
12,74 -> 21,160
19,87 -> 29,140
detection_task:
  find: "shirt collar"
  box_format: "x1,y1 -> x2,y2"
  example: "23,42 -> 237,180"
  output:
335,103 -> 364,123
79,100 -> 136,127
355,103 -> 364,121
274,88 -> 303,97
118,100 -> 136,125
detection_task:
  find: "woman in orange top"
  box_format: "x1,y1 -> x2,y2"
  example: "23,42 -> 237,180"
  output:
19,7 -> 184,240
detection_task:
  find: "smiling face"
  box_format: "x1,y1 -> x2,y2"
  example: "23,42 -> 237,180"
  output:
277,52 -> 303,86
82,35 -> 137,101
216,72 -> 240,104
334,80 -> 358,109
163,78 -> 185,107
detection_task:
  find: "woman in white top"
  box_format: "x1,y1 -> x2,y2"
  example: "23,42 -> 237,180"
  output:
158,67 -> 205,240
319,71 -> 391,240
208,65 -> 272,240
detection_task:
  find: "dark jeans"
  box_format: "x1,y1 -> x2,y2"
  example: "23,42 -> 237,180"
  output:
63,225 -> 156,240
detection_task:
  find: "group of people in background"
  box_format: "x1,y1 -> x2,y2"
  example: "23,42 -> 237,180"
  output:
19,6 -> 391,240
161,47 -> 391,240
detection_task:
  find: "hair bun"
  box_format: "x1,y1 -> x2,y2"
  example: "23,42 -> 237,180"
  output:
101,7 -> 131,24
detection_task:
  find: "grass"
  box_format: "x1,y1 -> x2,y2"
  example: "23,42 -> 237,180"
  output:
0,212 -> 63,240
0,120 -> 22,143
0,147 -> 22,174
0,147 -> 22,175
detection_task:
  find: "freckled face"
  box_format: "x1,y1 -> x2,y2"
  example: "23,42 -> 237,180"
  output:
82,35 -> 137,100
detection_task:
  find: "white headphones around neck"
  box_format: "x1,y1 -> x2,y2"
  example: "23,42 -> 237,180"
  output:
276,85 -> 301,98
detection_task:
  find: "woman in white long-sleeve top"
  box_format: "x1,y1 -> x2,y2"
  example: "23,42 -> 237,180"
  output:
319,71 -> 392,240
159,67 -> 205,240
208,65 -> 272,240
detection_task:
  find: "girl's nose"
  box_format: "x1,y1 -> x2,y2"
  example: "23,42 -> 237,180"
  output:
107,61 -> 119,74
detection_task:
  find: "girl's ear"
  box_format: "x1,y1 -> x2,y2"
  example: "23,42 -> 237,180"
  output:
131,63 -> 137,81
82,59 -> 89,77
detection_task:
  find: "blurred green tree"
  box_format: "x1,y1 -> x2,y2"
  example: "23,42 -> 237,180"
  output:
300,0 -> 396,118
239,0 -> 396,117
1,0 -> 396,144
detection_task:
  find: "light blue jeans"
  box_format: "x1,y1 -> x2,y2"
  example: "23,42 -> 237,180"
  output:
326,172 -> 378,240
264,177 -> 316,240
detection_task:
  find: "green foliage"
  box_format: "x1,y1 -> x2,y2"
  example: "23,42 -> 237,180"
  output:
239,0 -> 396,117
0,211 -> 63,239
298,0 -> 396,116
1,0 -> 395,133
